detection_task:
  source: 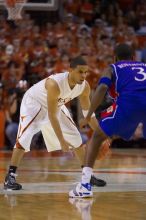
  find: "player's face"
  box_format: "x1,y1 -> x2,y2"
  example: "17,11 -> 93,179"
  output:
72,65 -> 89,84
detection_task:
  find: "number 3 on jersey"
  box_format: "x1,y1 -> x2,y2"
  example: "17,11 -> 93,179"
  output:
132,67 -> 146,81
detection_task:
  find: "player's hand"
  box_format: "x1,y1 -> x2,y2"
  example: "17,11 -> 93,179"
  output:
79,117 -> 90,129
60,139 -> 74,152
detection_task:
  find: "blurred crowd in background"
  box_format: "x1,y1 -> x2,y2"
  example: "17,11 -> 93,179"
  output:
0,0 -> 146,150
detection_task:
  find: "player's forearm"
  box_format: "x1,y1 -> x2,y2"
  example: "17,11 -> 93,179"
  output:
88,117 -> 99,130
87,85 -> 108,118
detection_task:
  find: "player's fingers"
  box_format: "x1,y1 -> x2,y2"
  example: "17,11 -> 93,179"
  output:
66,142 -> 75,150
69,143 -> 75,149
62,147 -> 70,152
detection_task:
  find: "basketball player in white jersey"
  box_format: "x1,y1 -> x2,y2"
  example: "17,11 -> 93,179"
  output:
4,56 -> 106,190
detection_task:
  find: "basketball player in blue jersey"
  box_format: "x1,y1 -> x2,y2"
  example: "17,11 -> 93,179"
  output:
69,43 -> 146,198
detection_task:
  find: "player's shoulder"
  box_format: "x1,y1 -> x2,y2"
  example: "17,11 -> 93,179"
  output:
47,72 -> 68,85
45,77 -> 60,93
49,71 -> 68,80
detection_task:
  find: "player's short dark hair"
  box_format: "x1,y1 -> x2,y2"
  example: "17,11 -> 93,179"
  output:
114,43 -> 134,60
70,56 -> 87,68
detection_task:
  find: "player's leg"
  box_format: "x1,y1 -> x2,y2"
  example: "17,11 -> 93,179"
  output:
4,121 -> 40,191
69,103 -> 131,197
9,147 -> 25,169
4,93 -> 42,190
69,103 -> 121,197
69,127 -> 107,198
73,143 -> 107,187
4,148 -> 25,191
84,130 -> 107,168
69,103 -> 142,197
59,105 -> 107,187
79,129 -> 107,189
73,145 -> 85,166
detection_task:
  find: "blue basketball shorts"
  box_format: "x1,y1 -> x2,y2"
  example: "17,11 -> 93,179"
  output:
99,101 -> 146,140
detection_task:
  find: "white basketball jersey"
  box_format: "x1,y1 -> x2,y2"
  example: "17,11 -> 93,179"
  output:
27,72 -> 86,109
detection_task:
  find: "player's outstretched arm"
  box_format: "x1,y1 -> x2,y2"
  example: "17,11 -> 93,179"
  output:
79,81 -> 98,130
45,79 -> 72,152
86,67 -> 113,120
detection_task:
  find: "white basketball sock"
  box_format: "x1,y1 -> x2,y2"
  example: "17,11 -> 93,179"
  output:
81,167 -> 93,184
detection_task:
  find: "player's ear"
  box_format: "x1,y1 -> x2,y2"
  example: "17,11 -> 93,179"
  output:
69,67 -> 73,73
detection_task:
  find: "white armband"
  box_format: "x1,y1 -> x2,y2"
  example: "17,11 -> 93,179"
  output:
82,110 -> 95,118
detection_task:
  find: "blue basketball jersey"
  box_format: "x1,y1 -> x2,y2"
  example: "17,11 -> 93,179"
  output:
99,60 -> 146,140
110,61 -> 146,101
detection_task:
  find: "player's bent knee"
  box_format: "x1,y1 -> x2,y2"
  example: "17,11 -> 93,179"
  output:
14,141 -> 30,152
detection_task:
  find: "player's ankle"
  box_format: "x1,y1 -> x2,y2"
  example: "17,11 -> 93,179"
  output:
81,167 -> 93,184
8,166 -> 17,174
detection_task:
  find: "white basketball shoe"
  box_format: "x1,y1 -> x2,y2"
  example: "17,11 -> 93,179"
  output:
69,183 -> 93,198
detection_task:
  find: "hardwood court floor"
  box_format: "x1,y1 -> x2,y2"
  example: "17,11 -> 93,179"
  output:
0,148 -> 146,220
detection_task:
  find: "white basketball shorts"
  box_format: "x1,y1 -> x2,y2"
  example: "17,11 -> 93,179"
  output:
15,92 -> 82,152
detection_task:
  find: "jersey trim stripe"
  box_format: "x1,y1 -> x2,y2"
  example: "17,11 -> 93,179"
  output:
111,64 -> 118,100
101,105 -> 118,122
17,107 -> 42,140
